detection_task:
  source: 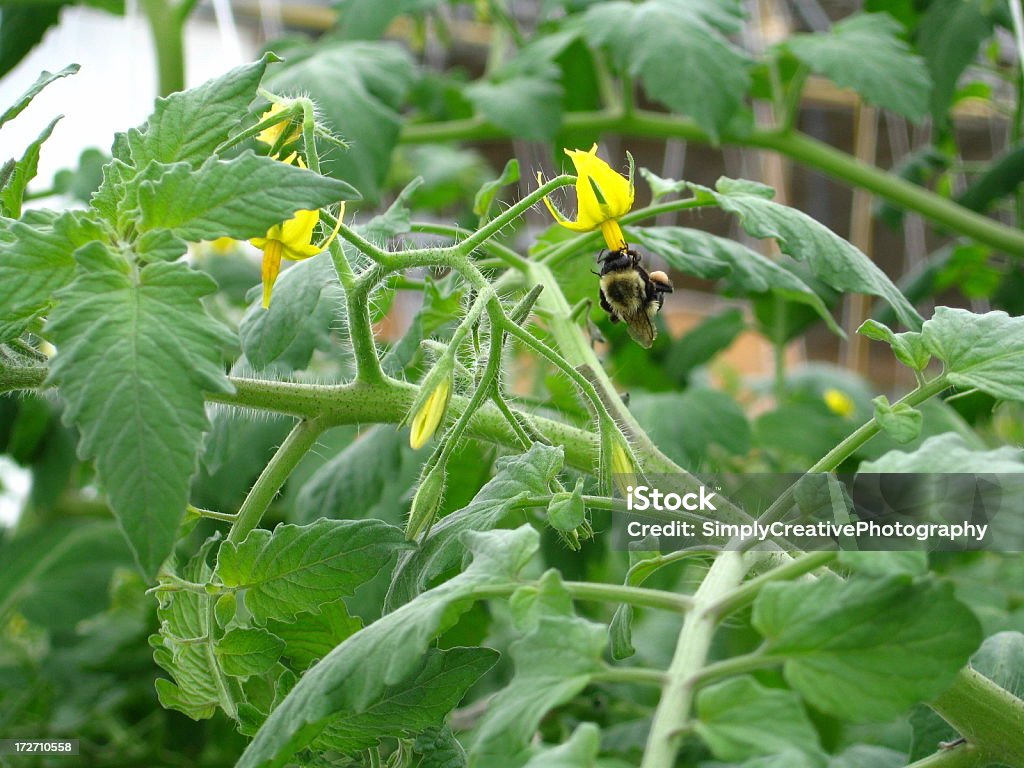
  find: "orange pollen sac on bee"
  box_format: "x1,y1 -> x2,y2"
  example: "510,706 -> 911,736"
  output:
648,270 -> 670,284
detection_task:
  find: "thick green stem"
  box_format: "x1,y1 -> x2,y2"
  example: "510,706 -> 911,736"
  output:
904,745 -> 988,768
227,419 -> 324,544
930,668 -> 1024,767
641,551 -> 747,768
139,0 -> 188,96
593,667 -> 667,687
471,580 -> 691,613
401,111 -> 1024,258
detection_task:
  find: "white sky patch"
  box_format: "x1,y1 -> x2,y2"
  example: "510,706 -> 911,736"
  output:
0,456 -> 31,527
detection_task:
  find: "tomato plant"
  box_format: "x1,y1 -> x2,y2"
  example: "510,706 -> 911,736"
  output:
2,2 -> 1024,767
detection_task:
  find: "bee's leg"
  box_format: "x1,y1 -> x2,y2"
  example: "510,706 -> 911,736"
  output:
599,290 -> 620,323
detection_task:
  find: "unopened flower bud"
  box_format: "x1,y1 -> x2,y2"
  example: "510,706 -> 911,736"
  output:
409,373 -> 453,450
406,465 -> 446,540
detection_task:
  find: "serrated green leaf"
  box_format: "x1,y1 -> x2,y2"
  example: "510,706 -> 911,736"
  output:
46,258 -> 235,577
858,319 -> 930,370
387,443 -> 564,609
0,63 -> 78,126
469,572 -> 606,766
522,723 -> 601,768
237,526 -> 541,768
695,676 -> 821,762
1,116 -> 60,219
215,628 -> 285,677
152,542 -> 222,720
265,41 -> 414,202
640,166 -> 690,202
786,14 -> 931,121
695,178 -> 922,330
872,395 -> 922,444
629,226 -> 840,335
314,647 -> 498,754
215,518 -> 411,624
970,630 -> 1024,699
265,599 -> 362,671
137,152 -> 357,242
922,308 -> 1024,401
135,229 -> 187,263
126,55 -> 276,168
0,211 -> 106,341
753,576 -> 982,721
581,0 -> 750,139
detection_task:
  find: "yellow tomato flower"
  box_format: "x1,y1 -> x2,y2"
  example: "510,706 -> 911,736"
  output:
256,103 -> 301,151
538,144 -> 635,252
823,388 -> 856,419
409,377 -> 452,450
250,203 -> 344,308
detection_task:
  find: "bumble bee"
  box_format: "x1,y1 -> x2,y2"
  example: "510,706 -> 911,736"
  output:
597,248 -> 674,348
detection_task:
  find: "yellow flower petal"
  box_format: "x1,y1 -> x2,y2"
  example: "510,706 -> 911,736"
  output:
824,388 -> 856,419
410,378 -> 452,449
538,146 -> 635,241
261,240 -> 284,309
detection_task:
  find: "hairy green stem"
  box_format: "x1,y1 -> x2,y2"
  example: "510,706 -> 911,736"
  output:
690,648 -> 780,689
401,110 -> 1024,258
641,551 -> 747,768
904,745 -> 988,768
593,666 -> 667,687
930,668 -> 1024,767
471,580 -> 691,613
227,419 -> 325,544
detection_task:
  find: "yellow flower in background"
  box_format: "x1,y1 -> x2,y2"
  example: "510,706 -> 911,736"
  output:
256,103 -> 301,151
409,377 -> 452,450
250,204 -> 344,308
538,144 -> 635,252
823,388 -> 856,418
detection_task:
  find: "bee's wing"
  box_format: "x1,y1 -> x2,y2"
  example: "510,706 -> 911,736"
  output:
620,306 -> 656,348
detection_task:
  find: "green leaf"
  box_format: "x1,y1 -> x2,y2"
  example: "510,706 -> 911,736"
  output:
387,443 -> 564,608
215,518 -> 411,624
1,116 -> 61,219
474,158 -> 520,223
0,211 -> 105,341
265,599 -> 362,671
414,726 -> 468,768
858,319 -> 930,370
581,0 -> 750,140
753,575 -> 982,721
921,308 -> 1024,401
837,550 -> 927,578
872,395 -> 922,444
236,526 -> 541,768
522,723 -> 601,768
331,0 -> 443,40
265,41 -> 414,202
629,226 -> 840,335
0,521 -> 131,633
858,433 -> 1024,474
215,628 -> 285,677
630,389 -> 750,468
125,55 -> 276,168
152,542 -> 222,720
785,14 -> 931,121
314,647 -> 498,754
640,166 -> 690,202
292,426 -> 422,526
970,631 -> 1024,699
469,572 -> 606,766
137,152 -> 357,242
916,0 -> 992,124
695,178 -> 922,330
0,64 -> 78,126
46,257 -> 234,577
135,229 -> 187,263
465,66 -> 563,142
695,676 -> 821,762
239,255 -> 344,370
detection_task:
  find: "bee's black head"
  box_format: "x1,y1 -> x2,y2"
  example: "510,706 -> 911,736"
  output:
598,247 -> 641,275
